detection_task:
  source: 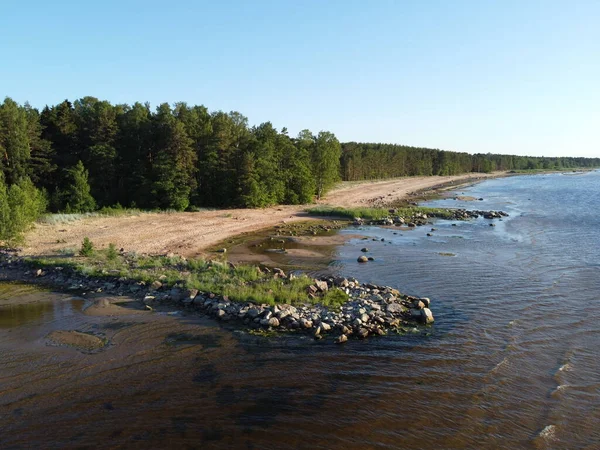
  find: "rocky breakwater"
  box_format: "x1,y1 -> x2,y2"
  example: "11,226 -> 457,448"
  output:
1,251 -> 434,344
144,275 -> 434,343
353,208 -> 509,227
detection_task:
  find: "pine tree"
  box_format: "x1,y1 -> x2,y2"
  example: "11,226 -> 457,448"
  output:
62,161 -> 96,213
0,98 -> 30,184
24,103 -> 56,187
0,172 -> 9,243
149,104 -> 196,210
311,131 -> 341,199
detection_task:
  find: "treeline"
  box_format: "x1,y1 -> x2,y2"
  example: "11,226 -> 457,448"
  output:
2,96 -> 600,227
0,97 -> 342,214
341,143 -> 600,180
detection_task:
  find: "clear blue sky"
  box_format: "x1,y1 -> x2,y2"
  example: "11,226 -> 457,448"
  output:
1,0 -> 598,157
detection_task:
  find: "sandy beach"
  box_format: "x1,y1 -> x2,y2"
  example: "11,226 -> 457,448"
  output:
21,173 -> 502,258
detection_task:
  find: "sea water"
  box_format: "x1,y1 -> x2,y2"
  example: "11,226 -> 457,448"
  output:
1,172 -> 599,449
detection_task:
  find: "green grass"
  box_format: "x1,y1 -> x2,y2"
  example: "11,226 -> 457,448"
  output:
25,249 -> 330,307
306,206 -> 390,220
306,205 -> 456,220
38,207 -> 144,225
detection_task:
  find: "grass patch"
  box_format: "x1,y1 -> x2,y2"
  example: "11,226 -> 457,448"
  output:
306,206 -> 390,220
25,250 -> 330,307
306,205 -> 456,221
38,207 -> 144,225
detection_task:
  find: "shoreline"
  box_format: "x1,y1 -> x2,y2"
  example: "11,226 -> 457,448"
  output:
20,172 -> 507,260
0,251 -> 435,343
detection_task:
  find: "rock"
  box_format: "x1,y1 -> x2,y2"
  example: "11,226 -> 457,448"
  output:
35,269 -> 44,277
299,318 -> 313,329
169,288 -> 183,301
421,297 -> 431,307
307,285 -> 318,295
367,257 -> 375,261
320,322 -> 331,332
360,247 -> 369,252
216,248 -> 227,253
150,280 -> 163,290
386,303 -> 405,314
421,308 -> 434,324
410,309 -> 423,320
336,334 -> 348,344
314,280 -> 329,293
357,328 -> 369,339
184,288 -> 198,301
357,255 -> 369,263
413,300 -> 425,310
216,309 -> 226,319
334,277 -> 349,287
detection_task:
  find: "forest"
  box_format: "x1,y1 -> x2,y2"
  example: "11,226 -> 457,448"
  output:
1,96 -> 600,243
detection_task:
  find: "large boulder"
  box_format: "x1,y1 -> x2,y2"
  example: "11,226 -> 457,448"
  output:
421,308 -> 434,324
314,280 -> 329,293
386,303 -> 406,314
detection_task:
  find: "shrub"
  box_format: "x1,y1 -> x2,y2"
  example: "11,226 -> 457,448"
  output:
79,237 -> 94,256
106,243 -> 118,261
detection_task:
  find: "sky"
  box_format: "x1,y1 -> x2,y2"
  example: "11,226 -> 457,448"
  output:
1,0 -> 598,157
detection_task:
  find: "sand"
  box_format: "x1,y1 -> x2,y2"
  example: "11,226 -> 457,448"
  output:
22,173 -> 502,258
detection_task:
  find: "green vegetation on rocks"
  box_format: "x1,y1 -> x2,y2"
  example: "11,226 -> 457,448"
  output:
306,205 -> 456,221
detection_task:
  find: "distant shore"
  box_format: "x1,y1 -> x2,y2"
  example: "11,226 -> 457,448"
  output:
20,172 -> 505,261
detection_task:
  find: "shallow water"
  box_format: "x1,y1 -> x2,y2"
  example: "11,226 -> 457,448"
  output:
1,172 -> 600,449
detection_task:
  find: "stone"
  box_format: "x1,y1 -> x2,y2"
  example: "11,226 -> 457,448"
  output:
421,308 -> 434,324
360,247 -> 369,252
314,280 -> 329,293
169,288 -> 183,301
413,300 -> 425,310
300,318 -> 313,329
336,334 -> 348,344
357,255 -> 369,263
320,322 -> 331,332
184,288 -> 198,301
244,308 -> 258,319
150,280 -> 163,290
357,328 -> 369,339
216,309 -> 226,319
410,309 -> 423,320
421,297 -> 431,307
386,303 -> 405,314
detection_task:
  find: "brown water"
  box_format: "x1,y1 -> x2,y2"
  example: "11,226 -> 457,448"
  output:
1,173 -> 600,449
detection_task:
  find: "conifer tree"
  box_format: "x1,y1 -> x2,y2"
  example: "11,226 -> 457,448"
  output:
0,98 -> 30,184
0,172 -> 9,242
311,131 -> 341,199
149,104 -> 197,210
62,161 -> 96,213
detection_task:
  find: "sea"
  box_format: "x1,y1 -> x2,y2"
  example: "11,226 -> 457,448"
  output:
1,171 -> 599,449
